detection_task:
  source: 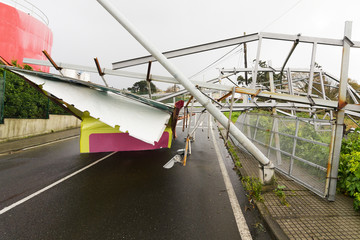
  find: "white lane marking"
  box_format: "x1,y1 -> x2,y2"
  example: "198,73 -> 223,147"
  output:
210,122 -> 253,240
22,136 -> 80,151
0,151 -> 117,215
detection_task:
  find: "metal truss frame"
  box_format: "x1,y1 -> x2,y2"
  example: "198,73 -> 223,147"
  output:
22,2 -> 360,201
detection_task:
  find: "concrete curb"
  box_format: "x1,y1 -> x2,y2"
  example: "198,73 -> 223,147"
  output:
0,128 -> 80,155
217,123 -> 289,240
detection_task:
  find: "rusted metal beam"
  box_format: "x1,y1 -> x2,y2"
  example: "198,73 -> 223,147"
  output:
94,57 -> 105,76
94,57 -> 109,87
0,56 -> 12,66
42,50 -> 62,71
146,61 -> 152,99
217,91 -> 232,102
328,21 -> 352,201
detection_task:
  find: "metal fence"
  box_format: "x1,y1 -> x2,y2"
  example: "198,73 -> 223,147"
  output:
232,112 -> 334,197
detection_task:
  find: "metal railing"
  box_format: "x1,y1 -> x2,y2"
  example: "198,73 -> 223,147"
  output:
0,0 -> 49,25
232,112 -> 333,197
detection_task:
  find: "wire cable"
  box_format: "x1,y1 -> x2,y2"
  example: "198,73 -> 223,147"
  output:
260,0 -> 303,31
189,44 -> 243,79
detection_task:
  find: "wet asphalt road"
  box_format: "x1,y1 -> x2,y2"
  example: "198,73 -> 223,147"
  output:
0,122 -> 272,240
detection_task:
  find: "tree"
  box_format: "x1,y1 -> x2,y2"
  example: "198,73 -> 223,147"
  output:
165,84 -> 180,93
128,80 -> 157,95
1,62 -> 68,119
237,60 -> 283,87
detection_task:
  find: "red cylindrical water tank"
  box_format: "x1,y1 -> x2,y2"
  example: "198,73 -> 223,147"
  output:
0,2 -> 53,72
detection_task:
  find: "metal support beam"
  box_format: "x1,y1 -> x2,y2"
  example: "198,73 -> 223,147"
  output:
94,57 -> 109,87
279,37 -> 300,87
243,32 -> 249,85
146,61 -> 152,99
259,32 -> 360,48
112,34 -> 259,69
307,42 -> 318,95
23,58 -> 176,84
287,68 -> 296,115
0,56 -> 12,66
155,73 -> 235,102
319,70 -> 327,100
42,50 -> 63,76
328,21 -> 352,201
112,31 -> 360,70
226,87 -> 235,140
96,0 -> 273,174
252,36 -> 262,89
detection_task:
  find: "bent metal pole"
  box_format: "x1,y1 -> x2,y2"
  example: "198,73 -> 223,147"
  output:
96,0 -> 271,167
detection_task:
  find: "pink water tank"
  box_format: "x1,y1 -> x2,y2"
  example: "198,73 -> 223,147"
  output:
0,2 -> 53,72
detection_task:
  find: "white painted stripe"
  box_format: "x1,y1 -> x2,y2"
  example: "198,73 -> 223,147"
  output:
210,121 -> 253,240
0,151 -> 117,215
22,136 -> 80,151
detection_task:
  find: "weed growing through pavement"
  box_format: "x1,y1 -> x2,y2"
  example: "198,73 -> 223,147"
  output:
241,176 -> 264,204
226,140 -> 242,169
273,184 -> 289,207
254,222 -> 267,233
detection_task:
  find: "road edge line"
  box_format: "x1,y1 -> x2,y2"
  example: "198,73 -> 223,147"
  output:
210,121 -> 253,240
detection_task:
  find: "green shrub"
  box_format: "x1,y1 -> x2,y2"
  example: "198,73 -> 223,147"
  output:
1,64 -> 68,119
338,128 -> 360,211
223,111 -> 241,123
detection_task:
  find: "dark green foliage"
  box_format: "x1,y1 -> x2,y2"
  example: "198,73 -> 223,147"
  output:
226,140 -> 242,168
274,184 -> 289,206
241,176 -> 263,202
338,128 -> 360,211
237,60 -> 283,86
128,80 -> 157,95
1,63 -> 68,119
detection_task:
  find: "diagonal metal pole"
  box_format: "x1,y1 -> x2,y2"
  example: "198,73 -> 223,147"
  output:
96,0 -> 273,173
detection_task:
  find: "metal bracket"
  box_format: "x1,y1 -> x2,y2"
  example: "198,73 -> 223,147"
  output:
94,57 -> 109,87
343,36 -> 354,47
42,50 -> 63,75
307,95 -> 316,106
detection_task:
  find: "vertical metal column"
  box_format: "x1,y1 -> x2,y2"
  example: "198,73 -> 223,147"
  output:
268,61 -> 282,164
307,42 -> 318,96
251,35 -> 263,89
253,115 -> 260,140
226,87 -> 235,140
289,120 -> 300,175
146,61 -> 152,99
319,70 -> 326,100
287,68 -> 296,116
328,21 -> 352,201
243,33 -> 249,85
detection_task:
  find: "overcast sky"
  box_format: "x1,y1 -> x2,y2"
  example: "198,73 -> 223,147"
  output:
17,0 -> 360,89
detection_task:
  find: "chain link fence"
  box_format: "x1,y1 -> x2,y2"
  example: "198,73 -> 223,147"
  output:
232,112 -> 333,197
